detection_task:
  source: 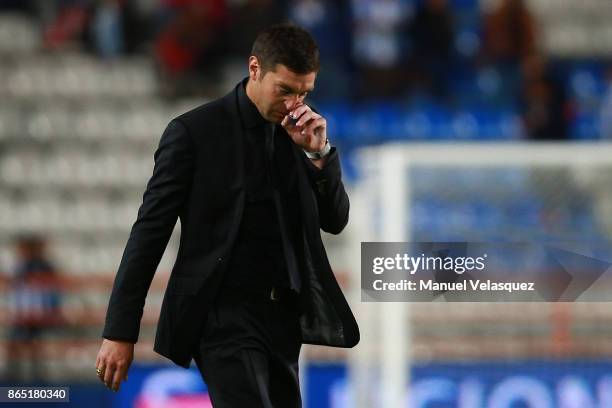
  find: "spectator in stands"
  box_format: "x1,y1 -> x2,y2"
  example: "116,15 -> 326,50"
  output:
4,235 -> 64,383
225,0 -> 286,57
91,0 -> 123,58
154,0 -> 230,96
482,0 -> 539,103
43,0 -> 92,50
288,0 -> 353,100
89,0 -> 149,57
405,0 -> 455,99
351,0 -> 410,99
119,0 -> 152,54
483,0 -> 537,65
520,53 -> 569,140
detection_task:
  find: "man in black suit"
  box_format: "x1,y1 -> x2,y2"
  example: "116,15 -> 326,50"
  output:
95,24 -> 359,407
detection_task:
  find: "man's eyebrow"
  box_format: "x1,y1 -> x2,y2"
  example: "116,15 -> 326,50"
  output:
277,83 -> 314,93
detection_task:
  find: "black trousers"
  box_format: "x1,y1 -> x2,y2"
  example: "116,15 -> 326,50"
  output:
193,287 -> 303,407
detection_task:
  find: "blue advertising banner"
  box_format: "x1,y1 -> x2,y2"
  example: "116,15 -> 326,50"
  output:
308,360 -> 612,408
109,360 -> 612,408
112,363 -> 210,408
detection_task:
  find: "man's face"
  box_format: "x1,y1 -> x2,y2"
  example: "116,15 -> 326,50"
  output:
248,58 -> 316,123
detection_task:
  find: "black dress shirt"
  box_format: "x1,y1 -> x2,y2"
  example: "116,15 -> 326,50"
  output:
218,78 -> 302,294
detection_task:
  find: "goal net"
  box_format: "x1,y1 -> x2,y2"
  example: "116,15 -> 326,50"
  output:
345,142 -> 612,408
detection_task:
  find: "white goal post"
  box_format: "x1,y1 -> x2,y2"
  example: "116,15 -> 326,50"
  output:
346,142 -> 612,408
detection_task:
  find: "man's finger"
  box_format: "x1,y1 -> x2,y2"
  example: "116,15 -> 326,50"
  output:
111,365 -> 126,392
304,118 -> 326,141
103,363 -> 115,388
289,105 -> 310,121
96,362 -> 106,382
296,111 -> 320,127
304,117 -> 325,131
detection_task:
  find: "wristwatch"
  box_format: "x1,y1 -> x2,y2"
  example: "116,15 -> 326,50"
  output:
304,138 -> 331,160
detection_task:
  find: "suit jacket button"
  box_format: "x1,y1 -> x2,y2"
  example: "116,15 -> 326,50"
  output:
217,257 -> 223,262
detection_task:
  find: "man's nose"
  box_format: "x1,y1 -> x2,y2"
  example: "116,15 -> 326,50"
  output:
285,95 -> 304,112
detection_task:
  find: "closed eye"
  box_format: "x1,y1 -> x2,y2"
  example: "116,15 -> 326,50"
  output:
278,86 -> 312,97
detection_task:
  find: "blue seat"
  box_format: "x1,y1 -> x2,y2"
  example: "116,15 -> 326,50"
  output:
571,112 -> 599,140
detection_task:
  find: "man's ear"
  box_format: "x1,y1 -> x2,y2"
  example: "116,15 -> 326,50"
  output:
248,56 -> 260,81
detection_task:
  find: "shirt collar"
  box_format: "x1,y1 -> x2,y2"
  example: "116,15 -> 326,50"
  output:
238,77 -> 269,129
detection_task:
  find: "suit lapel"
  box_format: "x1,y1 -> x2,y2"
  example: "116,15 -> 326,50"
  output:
219,84 -> 246,192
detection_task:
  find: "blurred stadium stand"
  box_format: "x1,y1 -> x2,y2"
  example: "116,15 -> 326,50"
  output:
0,10 -> 200,382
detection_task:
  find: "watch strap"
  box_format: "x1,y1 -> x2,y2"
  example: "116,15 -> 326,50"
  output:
304,138 -> 331,160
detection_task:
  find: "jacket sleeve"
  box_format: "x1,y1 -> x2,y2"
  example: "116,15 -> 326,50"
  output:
301,146 -> 350,235
102,119 -> 195,343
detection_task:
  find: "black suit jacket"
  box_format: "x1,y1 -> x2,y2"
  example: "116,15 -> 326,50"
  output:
102,82 -> 360,368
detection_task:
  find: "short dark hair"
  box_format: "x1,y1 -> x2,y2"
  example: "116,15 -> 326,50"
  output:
251,23 -> 320,75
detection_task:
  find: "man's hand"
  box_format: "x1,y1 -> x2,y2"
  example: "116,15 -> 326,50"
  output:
281,104 -> 327,154
95,338 -> 134,392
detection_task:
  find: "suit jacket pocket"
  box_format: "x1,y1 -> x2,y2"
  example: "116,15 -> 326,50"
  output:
166,275 -> 201,295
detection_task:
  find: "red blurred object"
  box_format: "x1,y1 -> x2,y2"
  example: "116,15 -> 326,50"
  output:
155,0 -> 228,75
155,31 -> 198,74
43,6 -> 90,49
